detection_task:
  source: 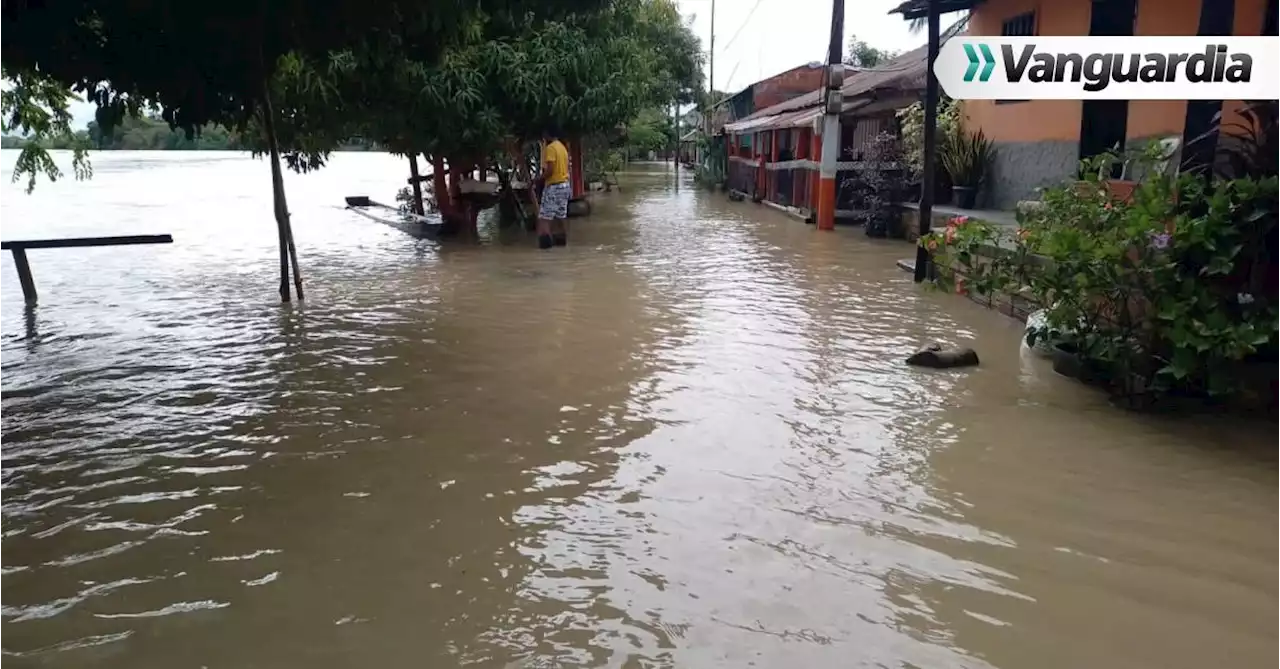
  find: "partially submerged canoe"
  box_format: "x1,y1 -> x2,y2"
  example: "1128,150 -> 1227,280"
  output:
344,196 -> 442,239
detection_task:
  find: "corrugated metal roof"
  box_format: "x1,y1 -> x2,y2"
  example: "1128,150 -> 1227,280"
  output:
723,114 -> 782,133
734,44 -> 929,124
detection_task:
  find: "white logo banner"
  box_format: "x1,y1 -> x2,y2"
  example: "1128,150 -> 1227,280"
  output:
937,37 -> 1280,100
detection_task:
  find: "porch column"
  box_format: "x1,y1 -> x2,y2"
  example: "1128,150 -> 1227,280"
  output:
809,128 -> 821,212
569,137 -> 586,199
1179,0 -> 1236,173
769,128 -> 780,202
913,0 -> 941,282
755,132 -> 767,197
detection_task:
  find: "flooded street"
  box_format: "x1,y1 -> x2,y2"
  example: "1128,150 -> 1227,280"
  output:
2,151 -> 1276,668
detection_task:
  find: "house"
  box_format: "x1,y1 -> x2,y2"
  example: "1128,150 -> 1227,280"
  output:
721,48 -> 929,218
723,63 -> 827,126
891,0 -> 1278,209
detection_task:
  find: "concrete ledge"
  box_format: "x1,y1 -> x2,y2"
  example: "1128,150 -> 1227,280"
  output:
761,199 -> 811,222
899,201 -> 1017,227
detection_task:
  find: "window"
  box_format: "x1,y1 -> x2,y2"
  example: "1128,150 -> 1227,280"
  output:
997,11 -> 1037,104
1002,10 -> 1036,36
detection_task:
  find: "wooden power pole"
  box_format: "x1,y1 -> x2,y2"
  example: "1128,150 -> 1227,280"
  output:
815,0 -> 845,231
913,0 -> 940,282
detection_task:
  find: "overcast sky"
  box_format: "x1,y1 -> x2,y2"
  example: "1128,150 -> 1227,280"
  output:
56,1 -> 928,130
678,0 -> 928,93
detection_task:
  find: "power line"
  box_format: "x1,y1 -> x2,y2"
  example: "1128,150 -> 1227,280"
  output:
719,0 -> 767,53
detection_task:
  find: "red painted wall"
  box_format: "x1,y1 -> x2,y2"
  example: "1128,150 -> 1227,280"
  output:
751,65 -> 825,113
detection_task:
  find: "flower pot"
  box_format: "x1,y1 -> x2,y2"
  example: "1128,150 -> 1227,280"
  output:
1106,179 -> 1137,202
1050,342 -> 1110,386
1071,179 -> 1138,203
1050,342 -> 1084,379
953,185 -> 978,209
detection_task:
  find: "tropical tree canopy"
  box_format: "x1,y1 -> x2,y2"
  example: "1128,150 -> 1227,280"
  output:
258,0 -> 704,171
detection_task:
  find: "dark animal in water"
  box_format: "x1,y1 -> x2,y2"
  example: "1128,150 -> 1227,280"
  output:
727,190 -> 746,202
906,342 -> 980,369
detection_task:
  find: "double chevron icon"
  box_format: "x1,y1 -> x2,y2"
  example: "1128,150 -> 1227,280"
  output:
962,43 -> 997,82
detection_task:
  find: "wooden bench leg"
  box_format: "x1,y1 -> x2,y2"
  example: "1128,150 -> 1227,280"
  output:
11,248 -> 37,304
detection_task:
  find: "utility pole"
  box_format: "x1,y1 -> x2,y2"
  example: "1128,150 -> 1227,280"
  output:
815,0 -> 845,231
672,101 -> 679,188
912,0 -> 940,282
707,0 -> 716,141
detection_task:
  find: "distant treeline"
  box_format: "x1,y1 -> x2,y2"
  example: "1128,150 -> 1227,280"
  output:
1,114 -> 378,151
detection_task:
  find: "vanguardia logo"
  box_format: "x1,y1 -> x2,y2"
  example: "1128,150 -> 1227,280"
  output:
999,44 -> 1252,91
936,37 -> 1278,101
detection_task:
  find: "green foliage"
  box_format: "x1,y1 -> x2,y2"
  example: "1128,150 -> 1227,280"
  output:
624,107 -> 675,155
1205,100 -> 1278,180
845,35 -> 898,68
940,127 -> 994,189
923,146 -> 1279,404
1,71 -> 92,192
896,95 -> 961,180
257,0 -> 703,173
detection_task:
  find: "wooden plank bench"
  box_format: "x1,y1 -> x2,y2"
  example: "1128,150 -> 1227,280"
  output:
2,235 -> 174,304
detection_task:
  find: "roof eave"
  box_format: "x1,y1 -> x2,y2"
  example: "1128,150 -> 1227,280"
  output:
888,0 -> 981,20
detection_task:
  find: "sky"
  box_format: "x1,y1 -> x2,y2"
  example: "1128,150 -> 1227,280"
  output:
677,0 -> 929,94
50,0 -> 927,130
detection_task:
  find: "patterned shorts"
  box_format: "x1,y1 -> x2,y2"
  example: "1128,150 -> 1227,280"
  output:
539,181 -> 571,220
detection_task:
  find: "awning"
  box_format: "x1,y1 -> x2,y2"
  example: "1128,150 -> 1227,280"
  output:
764,107 -> 824,130
723,114 -> 782,134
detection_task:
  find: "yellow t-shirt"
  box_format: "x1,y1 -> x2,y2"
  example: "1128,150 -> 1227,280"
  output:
543,139 -> 569,185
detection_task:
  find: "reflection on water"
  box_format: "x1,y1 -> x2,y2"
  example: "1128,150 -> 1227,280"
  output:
2,152 -> 1276,668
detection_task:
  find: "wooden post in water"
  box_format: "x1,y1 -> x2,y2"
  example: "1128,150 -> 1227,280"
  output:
2,235 -> 174,305
407,153 -> 426,215
11,248 -> 36,303
259,76 -> 304,301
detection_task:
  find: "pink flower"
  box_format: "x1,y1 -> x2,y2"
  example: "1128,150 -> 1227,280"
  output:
950,216 -> 969,226
955,278 -> 968,295
1104,203 -> 1113,210
944,226 -> 957,244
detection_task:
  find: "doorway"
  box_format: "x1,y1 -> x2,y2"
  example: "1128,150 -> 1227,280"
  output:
1078,0 -> 1137,175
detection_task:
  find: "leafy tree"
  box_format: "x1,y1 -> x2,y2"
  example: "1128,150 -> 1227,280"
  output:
259,0 -> 703,233
2,0 -> 601,300
1,72 -> 93,192
844,34 -> 898,68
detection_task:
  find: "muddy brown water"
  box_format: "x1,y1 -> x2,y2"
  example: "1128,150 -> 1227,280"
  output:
2,152 -> 1276,668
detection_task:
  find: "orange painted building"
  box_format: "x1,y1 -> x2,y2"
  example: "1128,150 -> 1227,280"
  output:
954,0 -> 1273,207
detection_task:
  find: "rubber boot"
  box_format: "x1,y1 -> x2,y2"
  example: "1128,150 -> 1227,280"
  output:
538,234 -> 553,250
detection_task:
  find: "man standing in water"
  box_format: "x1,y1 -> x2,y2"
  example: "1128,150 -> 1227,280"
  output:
536,126 -> 571,249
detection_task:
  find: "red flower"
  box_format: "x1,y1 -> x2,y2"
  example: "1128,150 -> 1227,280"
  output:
944,226 -> 957,244
950,215 -> 970,226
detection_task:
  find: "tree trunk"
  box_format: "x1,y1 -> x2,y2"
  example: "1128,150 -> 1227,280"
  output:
407,153 -> 426,215
259,77 -> 303,302
431,154 -> 450,216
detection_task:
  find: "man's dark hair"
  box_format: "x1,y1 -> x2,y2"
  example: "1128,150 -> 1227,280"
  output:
543,124 -> 562,139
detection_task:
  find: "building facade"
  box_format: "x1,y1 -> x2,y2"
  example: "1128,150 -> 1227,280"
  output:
959,0 -> 1274,208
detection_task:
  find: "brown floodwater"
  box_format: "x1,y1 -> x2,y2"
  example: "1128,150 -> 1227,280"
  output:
1,152 -> 1276,668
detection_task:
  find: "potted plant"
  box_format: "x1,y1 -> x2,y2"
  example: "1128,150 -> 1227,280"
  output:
941,128 -> 994,209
